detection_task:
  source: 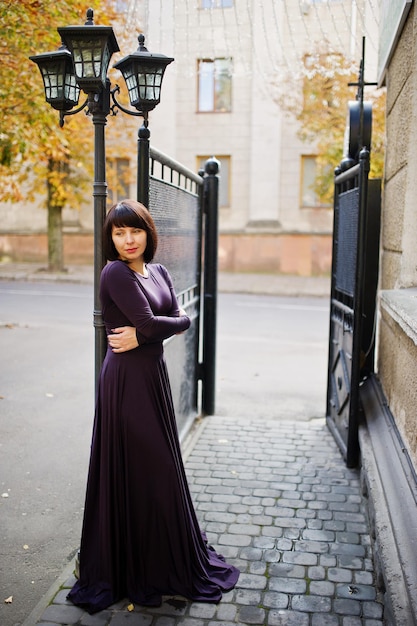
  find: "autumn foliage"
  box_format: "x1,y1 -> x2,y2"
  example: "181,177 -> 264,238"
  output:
279,48 -> 386,205
0,0 -> 119,268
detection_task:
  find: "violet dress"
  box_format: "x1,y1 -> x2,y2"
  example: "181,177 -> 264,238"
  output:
68,260 -> 239,614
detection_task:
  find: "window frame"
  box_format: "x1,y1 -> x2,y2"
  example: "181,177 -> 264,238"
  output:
197,57 -> 233,113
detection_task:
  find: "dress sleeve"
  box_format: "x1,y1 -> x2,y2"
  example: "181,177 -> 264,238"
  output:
105,262 -> 190,343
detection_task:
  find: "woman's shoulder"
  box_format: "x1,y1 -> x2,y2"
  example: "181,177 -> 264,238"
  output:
149,262 -> 169,276
101,260 -> 132,280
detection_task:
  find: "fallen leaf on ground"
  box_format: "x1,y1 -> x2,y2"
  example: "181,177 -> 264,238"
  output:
127,603 -> 135,611
4,596 -> 13,604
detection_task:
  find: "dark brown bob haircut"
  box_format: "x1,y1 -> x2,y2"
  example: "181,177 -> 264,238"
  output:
103,200 -> 158,262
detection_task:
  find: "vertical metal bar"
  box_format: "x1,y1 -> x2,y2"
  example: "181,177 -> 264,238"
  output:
137,115 -> 150,208
347,146 -> 370,467
91,81 -> 110,395
201,157 -> 220,416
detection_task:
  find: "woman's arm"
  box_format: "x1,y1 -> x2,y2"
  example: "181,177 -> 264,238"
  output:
105,262 -> 190,346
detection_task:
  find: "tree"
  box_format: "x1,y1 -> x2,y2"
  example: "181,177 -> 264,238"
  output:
0,0 -> 115,270
277,48 -> 386,205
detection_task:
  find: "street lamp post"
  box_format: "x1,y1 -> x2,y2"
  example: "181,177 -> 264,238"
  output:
30,9 -> 173,391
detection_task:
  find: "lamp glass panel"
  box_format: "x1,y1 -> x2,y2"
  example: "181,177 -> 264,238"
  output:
125,70 -> 139,103
41,62 -> 65,100
72,39 -> 104,78
64,72 -> 80,103
138,68 -> 163,100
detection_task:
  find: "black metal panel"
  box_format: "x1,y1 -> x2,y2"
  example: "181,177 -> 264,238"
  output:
147,168 -> 203,437
335,188 -> 359,297
326,152 -> 381,467
149,178 -> 200,294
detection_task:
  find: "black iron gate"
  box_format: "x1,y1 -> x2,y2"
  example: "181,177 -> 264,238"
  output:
326,149 -> 381,467
146,148 -> 219,436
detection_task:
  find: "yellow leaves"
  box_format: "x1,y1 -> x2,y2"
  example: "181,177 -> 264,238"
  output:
0,0 -> 114,204
277,44 -> 386,203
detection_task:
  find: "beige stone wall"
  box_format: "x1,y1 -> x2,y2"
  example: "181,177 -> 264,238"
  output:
378,3 -> 417,466
378,297 -> 417,468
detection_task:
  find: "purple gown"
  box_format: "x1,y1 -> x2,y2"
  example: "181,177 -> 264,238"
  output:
68,261 -> 239,613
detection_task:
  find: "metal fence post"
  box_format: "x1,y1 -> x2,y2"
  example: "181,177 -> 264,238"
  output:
201,157 -> 220,415
137,119 -> 150,208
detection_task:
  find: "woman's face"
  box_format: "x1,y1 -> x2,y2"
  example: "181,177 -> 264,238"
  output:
111,225 -> 147,265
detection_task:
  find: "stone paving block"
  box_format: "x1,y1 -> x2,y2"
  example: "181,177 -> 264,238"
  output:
215,602 -> 237,621
311,615 -> 339,626
333,598 -> 361,615
40,604 -> 85,624
309,580 -> 335,596
328,567 -> 353,583
234,588 -> 262,606
294,539 -> 330,554
249,561 -> 267,575
189,602 -> 217,618
236,573 -> 267,590
262,591 -> 289,609
282,550 -> 317,566
353,570 -> 373,585
337,555 -> 364,570
329,543 -> 366,557
262,526 -> 286,539
238,605 -> 266,624
274,517 -> 306,529
253,536 -> 276,549
239,546 -> 263,561
336,583 -> 376,601
362,601 -> 384,619
306,519 -> 323,531
81,610 -> 113,624
269,562 -> 306,578
291,594 -> 332,613
341,615 -> 362,626
267,609 -> 309,625
218,533 -> 251,547
264,549 -> 282,563
228,523 -> 261,536
152,618 -> 176,626
302,528 -> 335,542
268,577 -> 306,594
307,565 -> 326,580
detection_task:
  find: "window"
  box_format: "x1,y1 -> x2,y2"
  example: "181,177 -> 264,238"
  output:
198,155 -> 231,208
198,58 -> 232,112
301,156 -> 320,207
200,0 -> 233,7
107,158 -> 131,205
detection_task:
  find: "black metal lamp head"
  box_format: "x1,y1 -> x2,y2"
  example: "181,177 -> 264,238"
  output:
113,34 -> 174,112
58,8 -> 119,94
30,44 -> 80,111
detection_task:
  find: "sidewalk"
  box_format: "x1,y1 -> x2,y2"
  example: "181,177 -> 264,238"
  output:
0,262 -> 330,297
23,415 -> 384,625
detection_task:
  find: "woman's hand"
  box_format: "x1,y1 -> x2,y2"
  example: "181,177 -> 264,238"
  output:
176,308 -> 188,335
108,326 -> 139,353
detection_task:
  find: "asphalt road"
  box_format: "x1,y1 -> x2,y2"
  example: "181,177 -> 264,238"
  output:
0,282 -> 329,625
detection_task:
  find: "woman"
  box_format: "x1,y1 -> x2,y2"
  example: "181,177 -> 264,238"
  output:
68,200 -> 239,614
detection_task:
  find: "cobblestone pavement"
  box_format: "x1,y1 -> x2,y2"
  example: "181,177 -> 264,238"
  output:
25,415 -> 384,626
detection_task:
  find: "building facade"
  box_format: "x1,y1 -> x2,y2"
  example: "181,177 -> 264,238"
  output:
357,1 -> 417,624
0,0 -> 379,275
